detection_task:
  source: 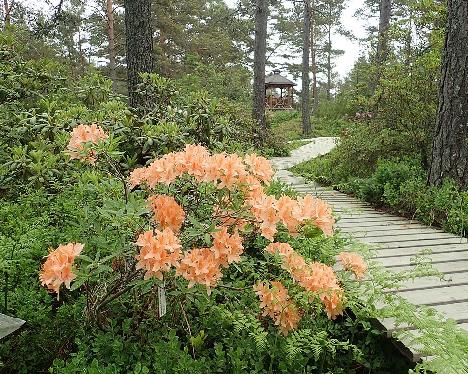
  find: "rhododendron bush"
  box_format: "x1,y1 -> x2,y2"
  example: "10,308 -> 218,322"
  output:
38,124 -> 368,340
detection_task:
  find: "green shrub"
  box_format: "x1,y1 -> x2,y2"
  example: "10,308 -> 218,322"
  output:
0,33 -> 284,197
293,157 -> 468,237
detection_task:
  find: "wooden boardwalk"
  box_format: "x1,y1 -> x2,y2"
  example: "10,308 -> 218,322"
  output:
272,150 -> 468,363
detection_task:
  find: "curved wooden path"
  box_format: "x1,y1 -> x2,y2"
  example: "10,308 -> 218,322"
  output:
272,138 -> 468,363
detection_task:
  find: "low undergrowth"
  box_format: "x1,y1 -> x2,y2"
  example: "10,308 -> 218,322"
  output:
292,155 -> 468,237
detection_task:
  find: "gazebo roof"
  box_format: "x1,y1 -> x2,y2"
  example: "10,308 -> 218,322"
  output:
265,70 -> 296,87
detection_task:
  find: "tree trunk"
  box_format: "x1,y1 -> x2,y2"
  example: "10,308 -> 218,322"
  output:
373,0 -> 391,88
301,0 -> 311,135
252,0 -> 268,137
106,0 -> 117,90
326,22 -> 331,100
311,1 -> 318,113
428,0 -> 468,189
124,0 -> 154,108
3,0 -> 12,29
404,8 -> 412,67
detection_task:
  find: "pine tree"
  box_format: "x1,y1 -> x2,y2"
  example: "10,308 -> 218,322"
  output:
428,0 -> 468,188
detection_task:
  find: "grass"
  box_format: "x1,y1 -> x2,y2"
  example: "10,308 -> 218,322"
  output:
268,110 -> 350,142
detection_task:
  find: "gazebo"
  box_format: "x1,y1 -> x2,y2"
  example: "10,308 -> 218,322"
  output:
265,70 -> 295,110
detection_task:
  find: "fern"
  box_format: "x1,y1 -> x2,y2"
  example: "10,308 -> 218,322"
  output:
216,308 -> 268,351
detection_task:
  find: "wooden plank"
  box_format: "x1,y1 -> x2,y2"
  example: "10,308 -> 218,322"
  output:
387,260 -> 468,274
344,227 -> 450,238
371,237 -> 466,249
339,211 -> 409,218
377,251 -> 468,267
373,244 -> 468,259
430,302 -> 468,322
280,166 -> 468,363
338,220 -> 423,229
339,216 -> 410,223
384,273 -> 468,292
392,285 -> 468,308
354,232 -> 456,242
380,309 -> 468,337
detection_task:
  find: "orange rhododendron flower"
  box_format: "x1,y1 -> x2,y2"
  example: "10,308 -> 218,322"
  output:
211,227 -> 244,267
264,242 -> 344,320
243,154 -> 274,183
39,242 -> 84,297
313,199 -> 335,237
128,167 -> 148,189
127,145 -> 275,198
135,228 -> 182,280
251,194 -> 280,241
320,288 -> 344,320
67,124 -> 108,164
265,242 -> 294,256
148,195 -> 185,232
296,195 -> 335,236
338,252 -> 367,279
176,248 -> 223,293
183,144 -> 211,181
277,196 -> 301,233
253,281 -> 301,335
217,154 -> 248,189
242,175 -> 265,202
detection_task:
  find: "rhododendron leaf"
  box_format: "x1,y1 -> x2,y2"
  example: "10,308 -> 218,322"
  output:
203,233 -> 211,246
188,215 -> 203,229
69,276 -> 87,291
94,265 -> 113,275
78,254 -> 93,263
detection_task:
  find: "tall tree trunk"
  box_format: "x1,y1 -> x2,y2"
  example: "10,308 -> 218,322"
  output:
302,0 -> 311,135
106,0 -> 117,90
373,0 -> 391,89
3,0 -> 12,29
311,1 -> 318,113
124,0 -> 154,108
404,8 -> 412,67
252,0 -> 268,138
428,0 -> 468,189
326,22 -> 332,100
78,28 -> 86,74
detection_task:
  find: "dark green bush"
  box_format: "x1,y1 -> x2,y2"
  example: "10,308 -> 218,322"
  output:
294,157 -> 468,237
0,34 -> 286,197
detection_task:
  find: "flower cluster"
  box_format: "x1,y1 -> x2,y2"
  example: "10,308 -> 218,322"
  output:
251,194 -> 335,240
253,281 -> 302,335
211,227 -> 244,267
265,242 -> 344,319
39,243 -> 84,296
129,145 -> 334,240
176,248 -> 223,292
134,224 -> 244,293
175,227 -> 244,292
148,195 -> 186,232
338,252 -> 367,279
66,124 -> 108,164
129,144 -> 273,190
135,228 -> 182,280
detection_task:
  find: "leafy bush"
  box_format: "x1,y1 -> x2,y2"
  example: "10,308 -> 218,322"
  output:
293,157 -> 468,237
0,34 -> 285,197
0,124 -> 416,374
